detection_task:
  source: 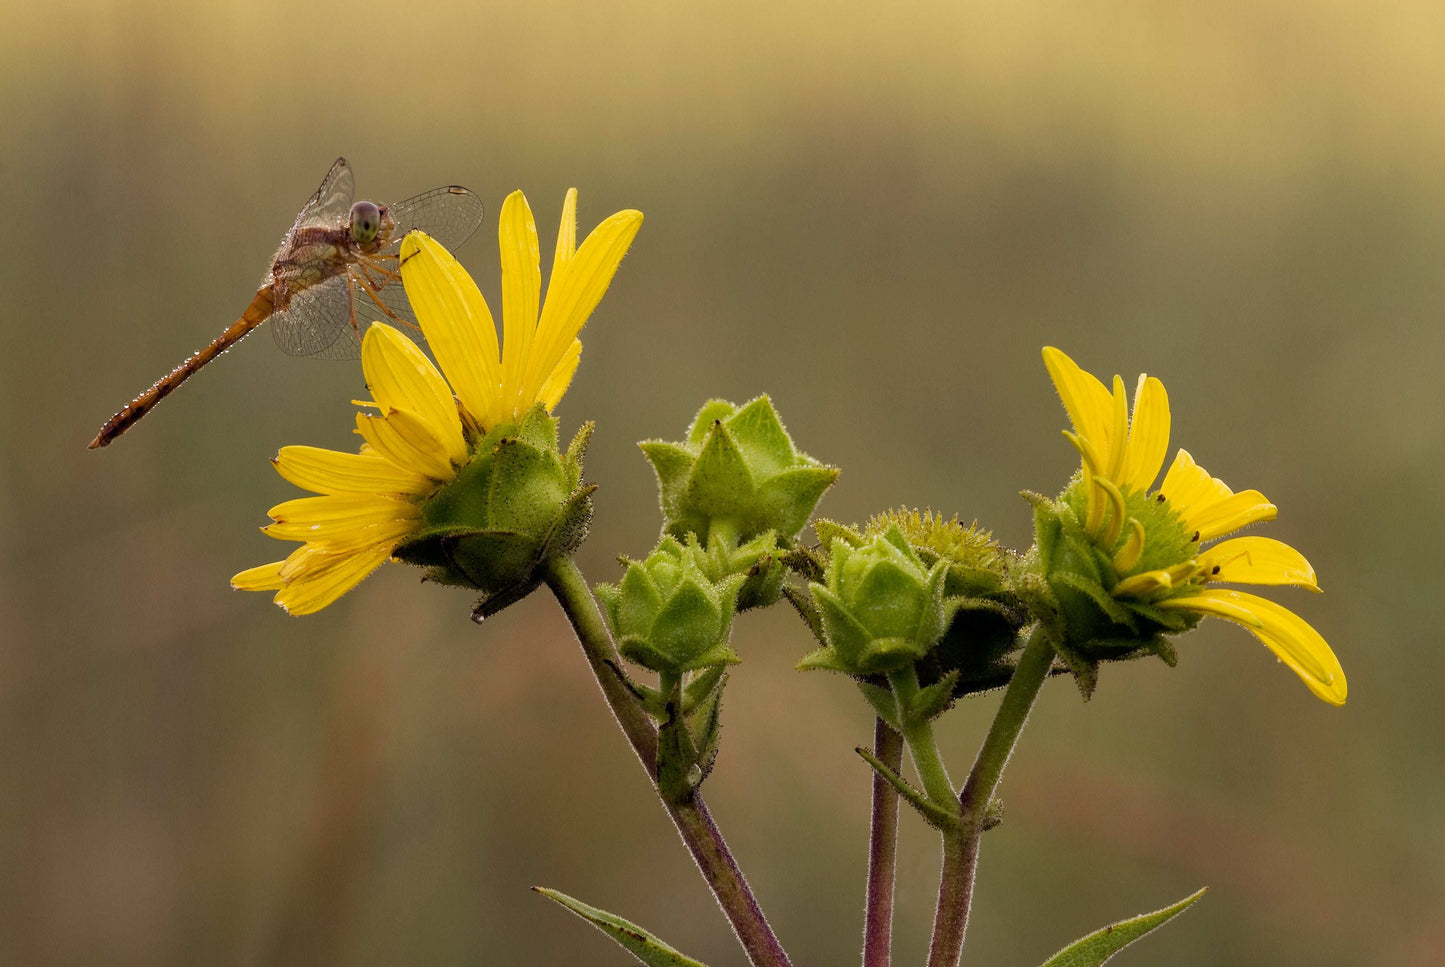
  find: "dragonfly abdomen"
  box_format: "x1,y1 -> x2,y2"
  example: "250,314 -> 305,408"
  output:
88,288 -> 276,449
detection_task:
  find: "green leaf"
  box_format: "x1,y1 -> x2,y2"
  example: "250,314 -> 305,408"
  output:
687,669 -> 726,783
781,583 -> 826,644
725,395 -> 796,476
855,746 -> 959,830
687,424 -> 756,520
1038,887 -> 1207,967
812,517 -> 864,553
687,399 -> 739,446
908,670 -> 960,722
1053,571 -> 1135,629
683,664 -> 728,713
565,419 -> 595,470
657,687 -> 701,804
753,465 -> 839,539
857,681 -> 902,731
533,887 -> 712,967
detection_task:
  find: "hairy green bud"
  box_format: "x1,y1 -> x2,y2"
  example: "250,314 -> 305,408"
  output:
799,525 -> 954,676
596,537 -> 745,676
393,404 -> 595,619
640,396 -> 838,549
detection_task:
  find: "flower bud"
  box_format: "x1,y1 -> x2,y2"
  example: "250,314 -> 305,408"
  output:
640,396 -> 838,549
392,404 -> 595,618
815,511 -> 1027,695
799,525 -> 953,676
595,537 -> 745,675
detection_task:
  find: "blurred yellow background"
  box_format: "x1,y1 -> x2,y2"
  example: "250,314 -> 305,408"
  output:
3,1 -> 1442,963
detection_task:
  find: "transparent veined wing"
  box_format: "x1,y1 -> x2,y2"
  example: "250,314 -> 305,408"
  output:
292,158 -> 356,233
270,275 -> 361,360
270,262 -> 425,360
385,186 -> 485,253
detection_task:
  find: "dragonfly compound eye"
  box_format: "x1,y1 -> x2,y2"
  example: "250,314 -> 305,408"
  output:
350,201 -> 382,244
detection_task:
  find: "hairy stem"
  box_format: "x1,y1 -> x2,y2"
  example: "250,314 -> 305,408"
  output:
543,555 -> 793,967
886,665 -> 958,810
862,717 -> 904,967
926,625 -> 1055,967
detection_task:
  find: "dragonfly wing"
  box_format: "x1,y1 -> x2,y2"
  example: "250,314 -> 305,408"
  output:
292,157 -> 356,233
385,186 -> 486,253
270,275 -> 361,360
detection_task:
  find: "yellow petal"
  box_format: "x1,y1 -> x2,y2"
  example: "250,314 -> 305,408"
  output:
1104,374 -> 1129,480
552,187 -> 578,278
399,232 -> 502,429
267,492 -> 415,524
1198,537 -> 1319,590
1094,475 -> 1127,547
361,323 -> 466,464
498,190 -> 541,411
1157,450 -> 1274,540
1042,348 -> 1115,460
1164,588 -> 1346,705
540,339 -> 582,412
355,407 -> 454,481
521,207 -> 643,404
263,494 -> 419,543
1159,449 -> 1231,508
1112,518 -> 1147,573
273,445 -> 431,496
1119,375 -> 1170,494
274,542 -> 398,615
276,542 -> 330,581
232,560 -> 287,591
1188,490 -> 1277,542
1113,568 -> 1173,597
265,517 -> 419,553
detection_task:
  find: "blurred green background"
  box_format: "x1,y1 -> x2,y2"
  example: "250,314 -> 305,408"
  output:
3,1 -> 1441,964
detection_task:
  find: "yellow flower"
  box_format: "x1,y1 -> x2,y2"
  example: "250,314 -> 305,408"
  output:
232,190 -> 643,614
1042,347 -> 1346,705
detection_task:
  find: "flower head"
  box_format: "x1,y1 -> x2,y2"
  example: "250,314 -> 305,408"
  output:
1033,347 -> 1346,705
233,190 -> 643,614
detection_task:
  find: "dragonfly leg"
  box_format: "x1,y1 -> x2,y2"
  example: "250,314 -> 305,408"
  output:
347,282 -> 361,340
361,255 -> 403,286
353,268 -> 422,335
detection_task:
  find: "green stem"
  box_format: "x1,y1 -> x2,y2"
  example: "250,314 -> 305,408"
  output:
925,624 -> 1055,967
885,666 -> 957,811
543,555 -> 793,967
862,717 -> 903,967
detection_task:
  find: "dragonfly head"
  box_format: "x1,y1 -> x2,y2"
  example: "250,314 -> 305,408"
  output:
349,200 -> 384,247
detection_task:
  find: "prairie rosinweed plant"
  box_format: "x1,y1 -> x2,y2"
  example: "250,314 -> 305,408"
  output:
231,189 -> 642,615
194,181 -> 1347,967
1028,347 -> 1346,705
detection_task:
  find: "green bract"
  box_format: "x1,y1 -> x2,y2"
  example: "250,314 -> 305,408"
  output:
815,510 -> 1028,697
596,537 -> 745,676
1022,479 -> 1201,697
392,404 -> 595,619
690,528 -> 787,611
799,525 -> 954,676
640,396 -> 838,549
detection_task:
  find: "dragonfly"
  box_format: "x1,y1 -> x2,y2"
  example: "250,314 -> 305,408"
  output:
89,158 -> 485,449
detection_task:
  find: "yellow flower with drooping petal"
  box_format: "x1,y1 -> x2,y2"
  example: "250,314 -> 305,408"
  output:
1041,347 -> 1346,705
233,190 -> 643,614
